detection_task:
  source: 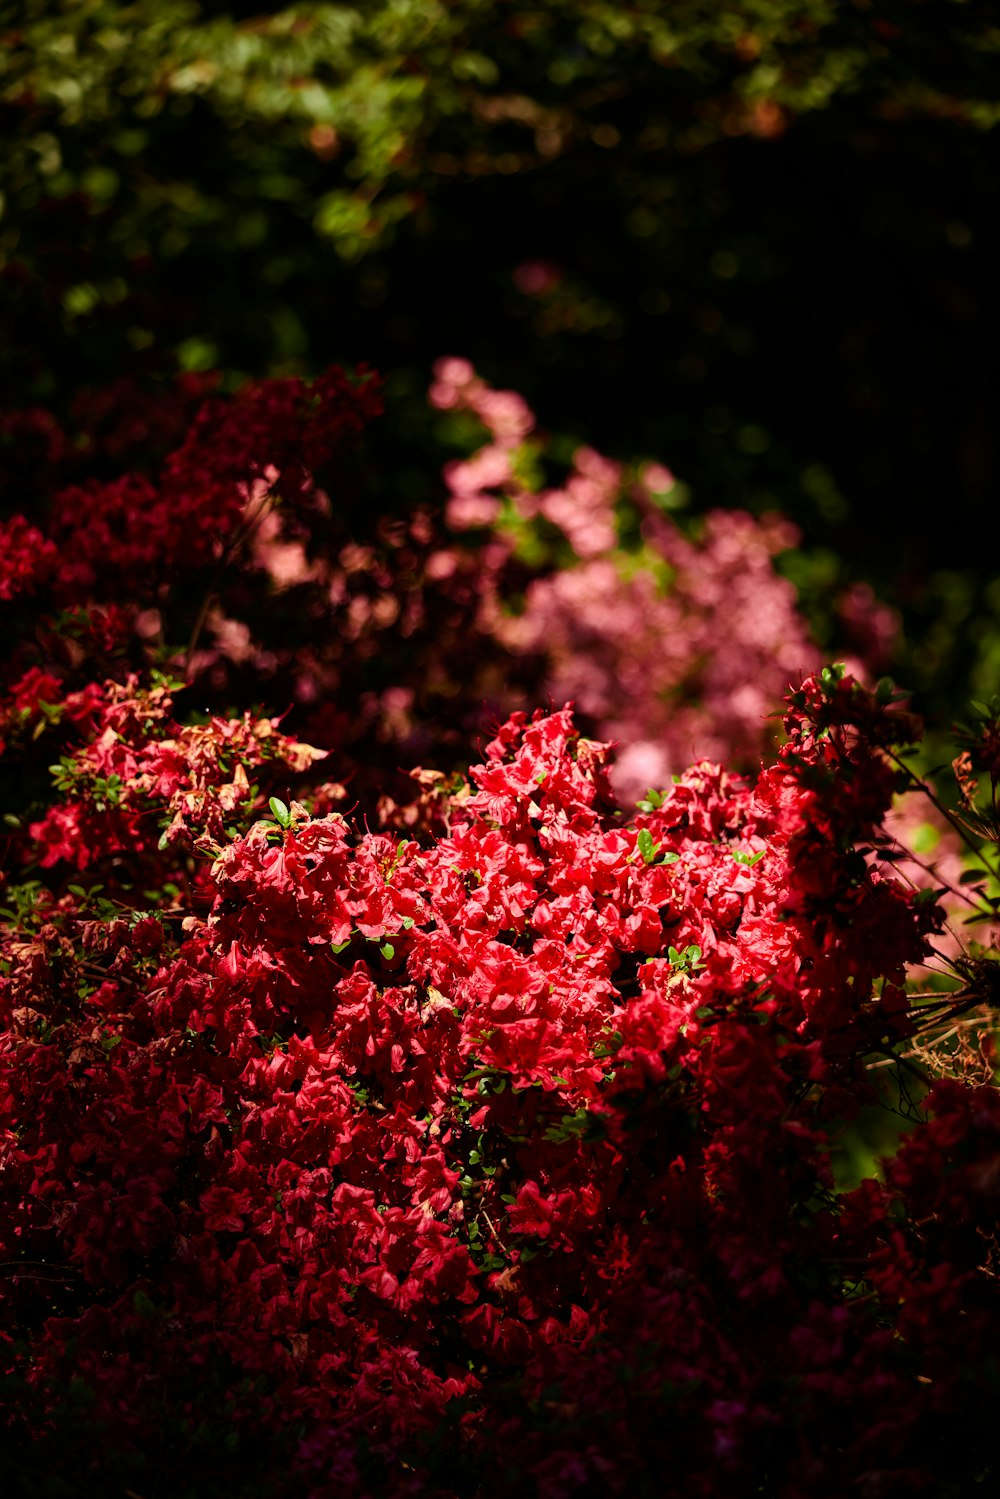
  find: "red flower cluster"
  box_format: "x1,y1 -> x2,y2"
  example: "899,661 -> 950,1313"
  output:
0,359 -> 899,811
1,369 -> 997,1496
46,366 -> 382,591
2,653 -> 997,1495
27,674 -> 325,869
0,515 -> 57,603
0,367 -> 525,796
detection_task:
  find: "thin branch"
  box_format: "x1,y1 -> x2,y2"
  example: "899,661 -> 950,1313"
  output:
184,484 -> 279,674
887,748 -> 1000,881
874,838 -> 995,919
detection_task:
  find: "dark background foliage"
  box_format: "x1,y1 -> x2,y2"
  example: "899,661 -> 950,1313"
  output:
2,0 -> 999,717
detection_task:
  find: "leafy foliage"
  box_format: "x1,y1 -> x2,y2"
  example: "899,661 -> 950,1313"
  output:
3,3 -> 1000,720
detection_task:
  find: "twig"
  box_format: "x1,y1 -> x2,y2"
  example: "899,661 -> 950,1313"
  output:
887,748 -> 1000,882
184,484 -> 279,674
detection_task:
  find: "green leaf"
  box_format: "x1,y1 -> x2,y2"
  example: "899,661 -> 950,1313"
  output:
544,1107 -> 609,1144
380,942 -> 395,960
636,827 -> 659,864
133,1290 -> 158,1318
667,943 -> 703,973
732,848 -> 765,866
268,796 -> 291,828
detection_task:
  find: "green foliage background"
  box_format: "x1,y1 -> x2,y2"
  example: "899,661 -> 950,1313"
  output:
2,0 -> 999,719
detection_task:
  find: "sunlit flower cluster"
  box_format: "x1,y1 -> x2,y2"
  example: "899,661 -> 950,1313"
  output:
1,368 -> 997,1496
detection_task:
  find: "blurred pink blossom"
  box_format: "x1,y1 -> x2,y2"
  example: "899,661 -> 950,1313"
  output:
251,508 -> 321,589
433,361 -> 822,802
513,260 -> 563,296
446,492 -> 504,530
538,449 -> 621,559
837,582 -> 901,674
638,461 -> 677,496
430,358 -> 534,445
504,511 -> 817,802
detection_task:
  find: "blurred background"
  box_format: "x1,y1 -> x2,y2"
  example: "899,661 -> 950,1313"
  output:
2,0 -> 999,728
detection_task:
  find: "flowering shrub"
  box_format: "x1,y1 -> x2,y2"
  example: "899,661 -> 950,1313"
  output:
2,360 -> 899,814
2,652 -> 999,1496
430,358 -> 905,799
1,369 -> 998,1496
0,366 -> 529,800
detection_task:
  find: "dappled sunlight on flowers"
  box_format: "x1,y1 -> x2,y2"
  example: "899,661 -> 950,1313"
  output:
0,367 -> 997,1497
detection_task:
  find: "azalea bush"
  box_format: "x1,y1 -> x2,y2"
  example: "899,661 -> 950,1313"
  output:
2,367 -> 999,1496
3,670 -> 1000,1496
0,356 -> 894,801
430,355 -> 835,799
